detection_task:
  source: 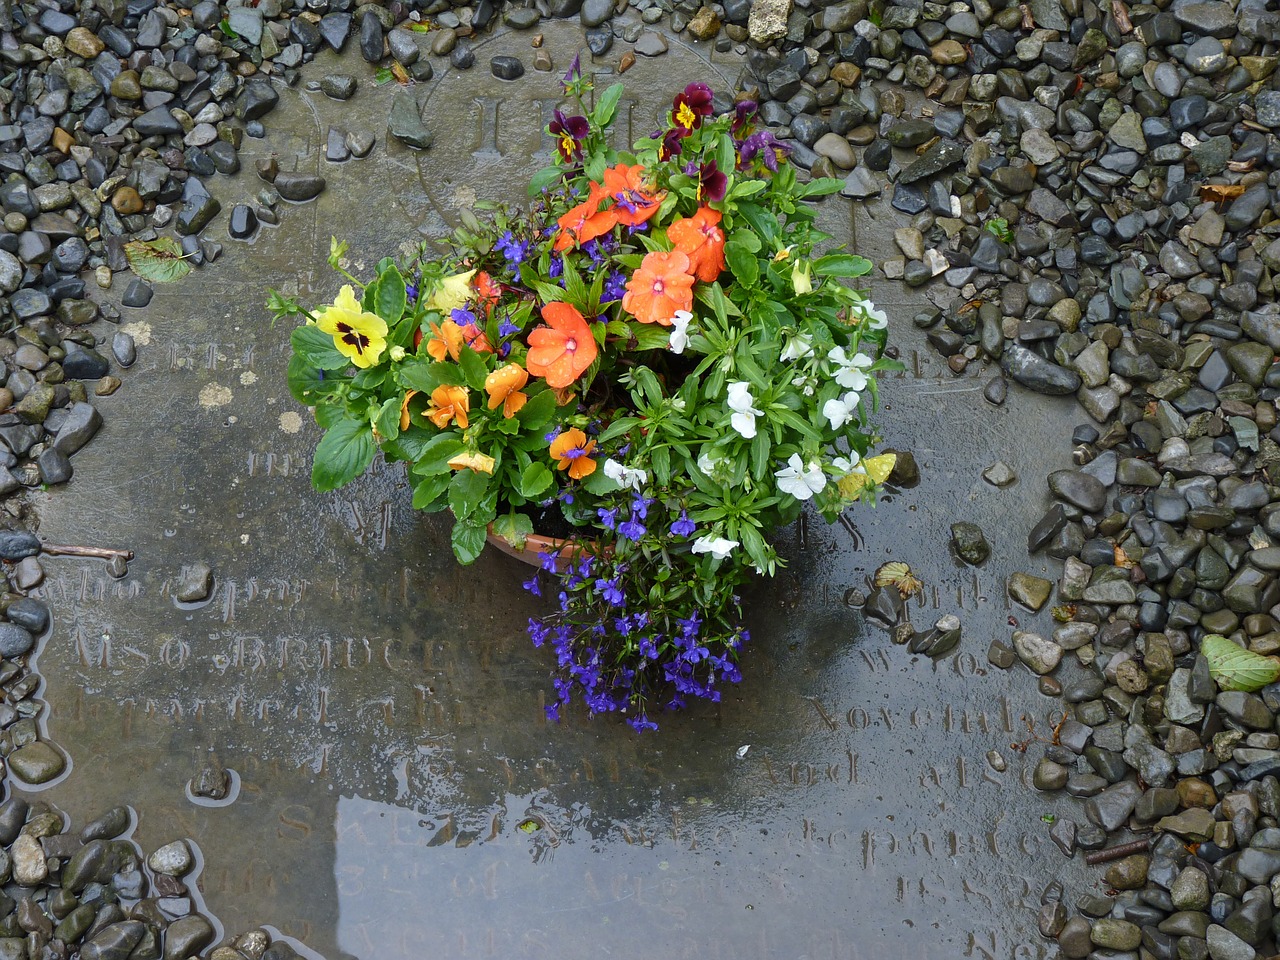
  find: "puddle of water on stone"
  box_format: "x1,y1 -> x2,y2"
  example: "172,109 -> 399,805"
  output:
26,26 -> 1092,960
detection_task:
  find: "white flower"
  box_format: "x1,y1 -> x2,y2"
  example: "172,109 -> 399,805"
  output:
775,453 -> 827,501
830,453 -> 860,476
603,458 -> 649,491
828,346 -> 873,391
692,535 -> 739,560
726,381 -> 763,440
668,310 -> 692,354
697,450 -> 725,477
853,298 -> 888,330
780,332 -> 813,362
823,391 -> 861,430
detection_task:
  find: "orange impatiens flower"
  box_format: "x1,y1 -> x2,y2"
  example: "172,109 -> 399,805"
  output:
425,384 -> 469,429
622,250 -> 695,325
474,271 -> 501,316
485,363 -> 529,418
424,319 -> 465,361
400,390 -> 418,431
554,182 -> 616,252
526,302 -> 598,388
668,207 -> 726,283
550,427 -> 597,480
602,164 -> 664,228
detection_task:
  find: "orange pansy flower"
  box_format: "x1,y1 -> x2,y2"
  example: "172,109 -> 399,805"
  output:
425,319 -> 465,361
601,164 -> 664,228
485,363 -> 529,418
549,427 -> 597,480
400,390 -> 418,431
668,207 -> 726,283
554,182 -> 616,252
622,250 -> 695,326
425,384 -> 469,429
526,302 -> 598,388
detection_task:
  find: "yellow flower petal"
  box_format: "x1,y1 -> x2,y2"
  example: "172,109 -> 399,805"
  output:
864,453 -> 896,484
316,284 -> 388,369
447,451 -> 495,475
426,269 -> 477,314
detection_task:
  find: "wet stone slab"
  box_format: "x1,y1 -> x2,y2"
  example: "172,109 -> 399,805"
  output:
26,24 -> 1087,960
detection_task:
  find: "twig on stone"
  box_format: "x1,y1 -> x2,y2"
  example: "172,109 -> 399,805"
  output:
41,543 -> 134,561
1084,838 -> 1151,866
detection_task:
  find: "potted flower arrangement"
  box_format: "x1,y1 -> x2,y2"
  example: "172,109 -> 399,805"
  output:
271,61 -> 899,731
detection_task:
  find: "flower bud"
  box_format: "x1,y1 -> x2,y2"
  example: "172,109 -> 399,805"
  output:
389,345 -> 406,362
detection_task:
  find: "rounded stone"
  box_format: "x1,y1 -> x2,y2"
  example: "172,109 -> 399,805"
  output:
7,742 -> 65,785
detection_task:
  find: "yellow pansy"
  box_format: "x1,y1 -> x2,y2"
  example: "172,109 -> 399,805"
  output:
791,260 -> 812,295
316,285 -> 388,368
425,269 -> 477,313
447,451 -> 496,475
837,453 -> 896,501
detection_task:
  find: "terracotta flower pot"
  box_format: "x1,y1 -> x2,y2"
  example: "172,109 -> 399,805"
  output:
485,523 -> 584,573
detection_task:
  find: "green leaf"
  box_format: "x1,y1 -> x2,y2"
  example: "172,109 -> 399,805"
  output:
528,166 -> 566,197
374,67 -> 394,85
449,469 -> 489,521
585,151 -> 607,183
594,82 -> 624,127
581,465 -> 621,495
291,325 -> 350,371
457,346 -> 489,390
492,511 -> 534,549
813,253 -> 873,278
375,264 -> 407,324
520,462 -> 554,498
724,240 -> 759,288
311,416 -> 376,492
398,359 -> 463,392
516,389 -> 557,432
411,472 -> 452,510
412,434 -> 465,476
374,396 -> 401,441
450,519 -> 488,565
124,238 -> 192,283
1202,634 -> 1280,692
286,355 -> 332,406
217,17 -> 237,37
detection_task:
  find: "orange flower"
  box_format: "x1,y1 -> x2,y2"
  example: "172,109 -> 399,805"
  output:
485,363 -> 529,418
622,250 -> 695,325
601,164 -> 664,228
425,384 -> 469,429
554,182 -> 616,252
461,323 -> 495,355
526,302 -> 598,388
549,427 -> 597,480
400,390 -> 418,431
668,207 -> 726,283
425,319 -> 465,361
474,271 -> 501,317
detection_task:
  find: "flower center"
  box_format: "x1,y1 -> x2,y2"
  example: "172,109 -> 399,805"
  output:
653,280 -> 665,294
566,337 -> 577,353
676,102 -> 697,129
337,323 -> 370,353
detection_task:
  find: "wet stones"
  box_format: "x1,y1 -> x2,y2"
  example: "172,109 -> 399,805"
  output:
950,522 -> 989,566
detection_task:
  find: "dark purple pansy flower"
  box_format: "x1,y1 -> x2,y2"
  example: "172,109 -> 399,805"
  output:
738,130 -> 790,172
731,99 -> 758,135
548,109 -> 590,162
698,159 -> 727,202
671,82 -> 714,130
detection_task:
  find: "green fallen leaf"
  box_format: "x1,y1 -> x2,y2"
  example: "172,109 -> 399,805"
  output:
218,17 -> 238,38
518,818 -> 541,834
1040,813 -> 1056,824
124,238 -> 192,283
985,217 -> 1012,244
1202,633 -> 1280,692
374,67 -> 394,85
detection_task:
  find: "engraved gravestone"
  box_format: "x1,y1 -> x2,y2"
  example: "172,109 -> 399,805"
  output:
25,23 -> 1088,960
